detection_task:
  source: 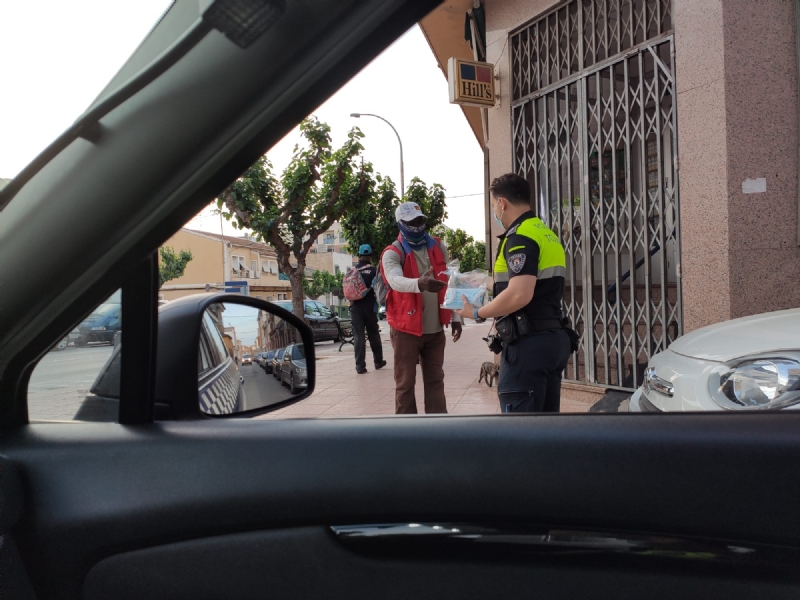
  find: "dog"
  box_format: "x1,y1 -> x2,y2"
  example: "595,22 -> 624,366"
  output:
478,361 -> 500,387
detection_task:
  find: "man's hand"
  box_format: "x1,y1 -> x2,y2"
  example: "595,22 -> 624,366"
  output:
451,321 -> 462,342
418,267 -> 446,293
454,295 -> 477,320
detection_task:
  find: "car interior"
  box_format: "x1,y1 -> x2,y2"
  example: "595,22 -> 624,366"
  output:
0,1 -> 799,599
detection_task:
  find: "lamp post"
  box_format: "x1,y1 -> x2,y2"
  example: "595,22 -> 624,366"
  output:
350,113 -> 404,198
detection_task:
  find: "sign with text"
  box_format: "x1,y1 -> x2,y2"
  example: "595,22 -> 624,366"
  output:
448,58 -> 495,107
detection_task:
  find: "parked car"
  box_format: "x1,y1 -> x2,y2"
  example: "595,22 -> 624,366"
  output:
270,348 -> 286,379
262,350 -> 276,373
378,305 -> 386,320
53,328 -> 80,351
241,353 -> 253,365
630,308 -> 800,412
73,297 -> 122,346
280,343 -> 308,394
272,300 -> 340,342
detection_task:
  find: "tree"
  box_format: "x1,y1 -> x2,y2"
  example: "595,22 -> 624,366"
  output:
440,228 -> 486,272
158,246 -> 193,287
303,269 -> 339,300
219,117 -> 374,319
339,176 -> 448,259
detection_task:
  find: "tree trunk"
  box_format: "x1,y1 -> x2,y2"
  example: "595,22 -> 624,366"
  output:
289,270 -> 305,321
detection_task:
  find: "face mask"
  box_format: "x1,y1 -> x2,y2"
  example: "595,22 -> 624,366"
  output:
398,221 -> 427,248
403,222 -> 426,234
493,203 -> 504,230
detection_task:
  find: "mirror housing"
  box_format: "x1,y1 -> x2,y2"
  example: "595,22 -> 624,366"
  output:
86,293 -> 315,420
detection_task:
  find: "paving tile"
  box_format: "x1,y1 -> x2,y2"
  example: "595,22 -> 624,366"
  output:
363,403 -> 396,415
450,404 -> 497,415
280,404 -> 330,416
321,404 -> 367,416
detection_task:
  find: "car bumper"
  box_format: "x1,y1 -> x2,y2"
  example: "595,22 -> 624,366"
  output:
76,330 -> 115,344
628,388 -> 662,412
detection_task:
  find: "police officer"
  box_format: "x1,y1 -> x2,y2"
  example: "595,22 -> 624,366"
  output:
455,173 -> 571,413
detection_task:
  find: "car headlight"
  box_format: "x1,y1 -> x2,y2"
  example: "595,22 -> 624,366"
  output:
295,367 -> 306,374
708,354 -> 800,410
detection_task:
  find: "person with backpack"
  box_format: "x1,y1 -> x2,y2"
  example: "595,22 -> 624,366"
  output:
345,244 -> 386,374
379,202 -> 462,414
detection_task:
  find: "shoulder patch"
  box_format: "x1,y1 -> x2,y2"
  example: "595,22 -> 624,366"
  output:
508,253 -> 526,274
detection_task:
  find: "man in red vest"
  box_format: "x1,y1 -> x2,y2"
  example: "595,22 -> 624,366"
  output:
381,202 -> 462,414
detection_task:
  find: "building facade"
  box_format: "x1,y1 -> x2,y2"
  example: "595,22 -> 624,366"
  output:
422,0 -> 800,395
159,228 -> 292,302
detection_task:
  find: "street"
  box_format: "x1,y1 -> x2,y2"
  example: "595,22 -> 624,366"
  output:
28,345 -> 114,420
239,362 -> 295,410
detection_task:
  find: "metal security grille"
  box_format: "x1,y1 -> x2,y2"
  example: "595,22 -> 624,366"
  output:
510,0 -> 680,391
511,0 -> 673,101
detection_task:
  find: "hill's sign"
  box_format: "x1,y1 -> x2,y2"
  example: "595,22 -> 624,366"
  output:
448,58 -> 496,108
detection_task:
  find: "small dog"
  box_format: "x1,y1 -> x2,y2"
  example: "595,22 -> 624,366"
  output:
479,361 -> 500,387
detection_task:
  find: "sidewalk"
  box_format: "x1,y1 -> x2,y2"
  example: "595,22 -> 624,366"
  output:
261,321 -> 594,419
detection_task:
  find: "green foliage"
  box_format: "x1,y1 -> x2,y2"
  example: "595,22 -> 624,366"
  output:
218,116 -> 375,319
339,176 -> 448,257
440,228 -> 486,272
158,246 -> 193,287
302,269 -> 339,299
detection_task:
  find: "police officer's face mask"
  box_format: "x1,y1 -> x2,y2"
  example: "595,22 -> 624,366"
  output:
492,199 -> 505,230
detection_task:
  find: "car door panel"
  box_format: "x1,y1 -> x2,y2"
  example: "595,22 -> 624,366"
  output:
81,526 -> 798,600
2,415 -> 799,599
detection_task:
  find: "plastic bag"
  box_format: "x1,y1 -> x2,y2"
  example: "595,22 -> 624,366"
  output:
440,260 -> 489,310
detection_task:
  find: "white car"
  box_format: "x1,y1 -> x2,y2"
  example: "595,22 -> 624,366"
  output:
241,353 -> 253,365
629,308 -> 800,412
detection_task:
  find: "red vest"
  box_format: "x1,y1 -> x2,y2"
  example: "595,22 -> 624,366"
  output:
383,235 -> 451,336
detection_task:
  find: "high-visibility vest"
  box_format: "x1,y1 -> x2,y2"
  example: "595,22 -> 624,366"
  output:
494,216 -> 566,294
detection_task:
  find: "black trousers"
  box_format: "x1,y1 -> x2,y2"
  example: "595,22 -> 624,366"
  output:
497,328 -> 571,413
350,305 -> 383,370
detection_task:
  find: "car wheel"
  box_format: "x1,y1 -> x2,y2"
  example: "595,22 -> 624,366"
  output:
54,336 -> 69,351
281,373 -> 288,387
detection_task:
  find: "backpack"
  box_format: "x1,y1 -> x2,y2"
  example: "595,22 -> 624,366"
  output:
373,240 -> 405,306
342,265 -> 371,301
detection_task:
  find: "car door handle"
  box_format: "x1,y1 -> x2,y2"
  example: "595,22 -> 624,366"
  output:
331,524 -> 798,569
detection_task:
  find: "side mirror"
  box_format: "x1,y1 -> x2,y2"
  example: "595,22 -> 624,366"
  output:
84,293 -> 315,420
199,299 -> 312,415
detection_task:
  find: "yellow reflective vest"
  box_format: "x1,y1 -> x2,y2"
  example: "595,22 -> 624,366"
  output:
494,216 -> 566,291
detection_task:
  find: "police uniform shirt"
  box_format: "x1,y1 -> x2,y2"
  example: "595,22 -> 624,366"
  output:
496,210 -> 565,320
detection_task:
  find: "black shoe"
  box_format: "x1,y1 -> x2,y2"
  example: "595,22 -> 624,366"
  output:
356,367 -> 368,374
375,360 -> 387,370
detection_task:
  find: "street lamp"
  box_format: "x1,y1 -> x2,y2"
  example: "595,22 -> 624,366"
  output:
350,113 -> 404,198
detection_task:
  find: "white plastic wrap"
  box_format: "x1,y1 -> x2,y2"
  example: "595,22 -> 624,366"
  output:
440,260 -> 489,310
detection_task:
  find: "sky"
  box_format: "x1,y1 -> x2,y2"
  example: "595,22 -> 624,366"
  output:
0,1 -> 486,240
221,303 -> 261,347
